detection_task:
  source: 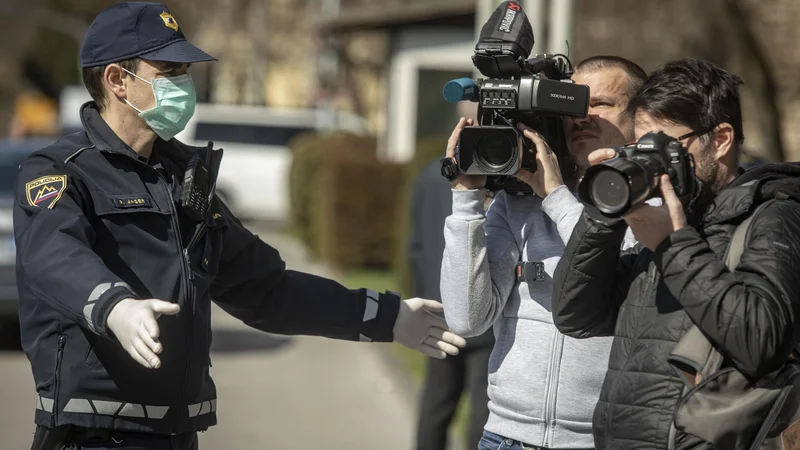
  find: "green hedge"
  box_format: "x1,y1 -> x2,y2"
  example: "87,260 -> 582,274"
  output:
287,131 -> 328,256
288,131 -> 406,270
289,130 -> 464,280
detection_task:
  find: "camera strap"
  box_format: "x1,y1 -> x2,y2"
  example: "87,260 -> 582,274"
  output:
515,261 -> 545,283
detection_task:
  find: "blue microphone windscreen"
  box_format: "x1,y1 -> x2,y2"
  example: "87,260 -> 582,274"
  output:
443,78 -> 479,103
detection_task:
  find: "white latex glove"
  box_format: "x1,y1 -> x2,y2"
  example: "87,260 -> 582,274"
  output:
393,297 -> 467,359
106,298 -> 180,369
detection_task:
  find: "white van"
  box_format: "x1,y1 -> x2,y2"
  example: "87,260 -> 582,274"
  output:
174,103 -> 368,223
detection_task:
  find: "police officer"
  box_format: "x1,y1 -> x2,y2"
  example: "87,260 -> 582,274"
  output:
15,3 -> 465,449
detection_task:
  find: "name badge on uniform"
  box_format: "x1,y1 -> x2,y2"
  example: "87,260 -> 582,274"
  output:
110,194 -> 153,209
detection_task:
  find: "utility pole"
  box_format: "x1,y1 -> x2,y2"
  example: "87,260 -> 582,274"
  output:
523,0 -> 547,55
546,0 -> 574,56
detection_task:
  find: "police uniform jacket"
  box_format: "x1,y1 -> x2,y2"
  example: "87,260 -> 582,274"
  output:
13,102 -> 400,435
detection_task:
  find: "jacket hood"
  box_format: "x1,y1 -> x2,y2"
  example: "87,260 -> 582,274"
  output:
703,162 -> 800,225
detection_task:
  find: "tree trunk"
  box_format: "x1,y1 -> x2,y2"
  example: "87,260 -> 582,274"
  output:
723,0 -> 785,162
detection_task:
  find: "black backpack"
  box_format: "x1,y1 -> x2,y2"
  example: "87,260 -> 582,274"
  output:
668,198 -> 800,450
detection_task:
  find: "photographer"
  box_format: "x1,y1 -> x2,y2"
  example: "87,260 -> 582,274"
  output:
440,56 -> 646,450
552,58 -> 800,449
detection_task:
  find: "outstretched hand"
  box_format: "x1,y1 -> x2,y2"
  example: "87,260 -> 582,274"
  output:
106,298 -> 180,369
393,298 -> 467,359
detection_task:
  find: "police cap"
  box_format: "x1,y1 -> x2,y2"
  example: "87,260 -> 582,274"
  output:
80,2 -> 216,68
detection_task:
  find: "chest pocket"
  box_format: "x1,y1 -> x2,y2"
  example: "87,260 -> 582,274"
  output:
90,191 -> 172,241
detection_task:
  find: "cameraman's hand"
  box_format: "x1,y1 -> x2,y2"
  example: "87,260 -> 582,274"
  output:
393,298 -> 467,359
623,175 -> 689,251
588,148 -> 619,166
445,117 -> 486,190
106,298 -> 180,369
514,123 -> 563,198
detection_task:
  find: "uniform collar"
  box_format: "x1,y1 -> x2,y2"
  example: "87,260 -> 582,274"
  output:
79,101 -> 212,171
80,101 -> 143,158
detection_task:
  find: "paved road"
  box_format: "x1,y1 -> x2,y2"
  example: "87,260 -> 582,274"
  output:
0,223 -> 421,450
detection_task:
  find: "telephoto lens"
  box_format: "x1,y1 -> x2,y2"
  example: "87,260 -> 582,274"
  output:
580,155 -> 662,218
578,131 -> 693,221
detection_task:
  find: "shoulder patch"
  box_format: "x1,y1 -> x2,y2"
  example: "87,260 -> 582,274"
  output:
26,175 -> 67,209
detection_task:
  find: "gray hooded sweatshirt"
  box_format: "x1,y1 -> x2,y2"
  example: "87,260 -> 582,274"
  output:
441,185 -> 638,449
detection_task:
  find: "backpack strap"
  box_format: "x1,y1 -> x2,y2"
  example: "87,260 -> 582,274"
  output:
670,199 -> 779,385
723,199 -> 776,271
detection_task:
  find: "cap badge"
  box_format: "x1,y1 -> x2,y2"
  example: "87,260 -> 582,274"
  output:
160,11 -> 179,32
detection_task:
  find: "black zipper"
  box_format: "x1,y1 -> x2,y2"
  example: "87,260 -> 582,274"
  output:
105,149 -> 194,427
52,334 -> 66,427
171,183 -> 211,427
158,176 -> 197,429
102,147 -> 214,426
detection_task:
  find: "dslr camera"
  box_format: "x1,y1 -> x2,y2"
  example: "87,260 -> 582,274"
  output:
442,1 -> 589,194
578,131 -> 697,221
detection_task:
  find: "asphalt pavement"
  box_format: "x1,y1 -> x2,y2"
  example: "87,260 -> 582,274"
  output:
0,223 -> 423,450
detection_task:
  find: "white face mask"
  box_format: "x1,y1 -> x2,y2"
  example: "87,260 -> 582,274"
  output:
123,68 -> 197,141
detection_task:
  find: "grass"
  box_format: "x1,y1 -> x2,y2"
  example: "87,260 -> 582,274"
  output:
338,269 -> 472,447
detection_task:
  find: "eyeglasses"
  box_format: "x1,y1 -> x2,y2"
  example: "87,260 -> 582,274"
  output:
676,125 -> 718,141
623,125 -> 719,147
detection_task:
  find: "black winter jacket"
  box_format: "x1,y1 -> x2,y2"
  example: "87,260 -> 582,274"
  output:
552,163 -> 800,450
14,102 -> 400,435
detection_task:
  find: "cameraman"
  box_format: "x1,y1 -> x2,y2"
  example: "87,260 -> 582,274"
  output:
552,58 -> 800,449
440,56 -> 646,450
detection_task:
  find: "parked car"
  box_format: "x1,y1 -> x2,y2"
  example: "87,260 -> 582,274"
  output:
174,103 -> 369,222
0,138 -> 55,325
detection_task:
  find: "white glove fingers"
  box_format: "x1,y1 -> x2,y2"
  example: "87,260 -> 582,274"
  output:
428,326 -> 467,348
142,315 -> 161,340
126,341 -> 154,369
424,311 -> 450,329
423,336 -> 460,356
132,336 -> 160,369
139,321 -> 162,354
420,300 -> 444,312
417,343 -> 447,360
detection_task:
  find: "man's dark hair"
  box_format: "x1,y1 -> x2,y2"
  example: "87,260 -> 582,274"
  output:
575,55 -> 648,98
82,58 -> 140,112
626,57 -> 745,149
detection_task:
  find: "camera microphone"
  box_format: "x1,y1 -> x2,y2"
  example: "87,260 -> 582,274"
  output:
443,78 -> 480,103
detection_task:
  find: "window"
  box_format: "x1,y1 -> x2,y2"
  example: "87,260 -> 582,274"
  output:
416,69 -> 472,141
194,122 -> 314,147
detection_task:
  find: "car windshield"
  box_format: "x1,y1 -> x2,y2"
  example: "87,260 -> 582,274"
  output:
0,140 -> 54,194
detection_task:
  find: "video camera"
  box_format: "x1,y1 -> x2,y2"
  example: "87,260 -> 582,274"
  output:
442,1 -> 589,194
578,131 -> 697,221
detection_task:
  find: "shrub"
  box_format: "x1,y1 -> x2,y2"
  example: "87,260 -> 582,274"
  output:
287,131 -> 328,255
288,131 -> 406,270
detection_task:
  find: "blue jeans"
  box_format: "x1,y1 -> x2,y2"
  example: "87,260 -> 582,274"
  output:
477,430 -> 594,450
478,431 -> 537,450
